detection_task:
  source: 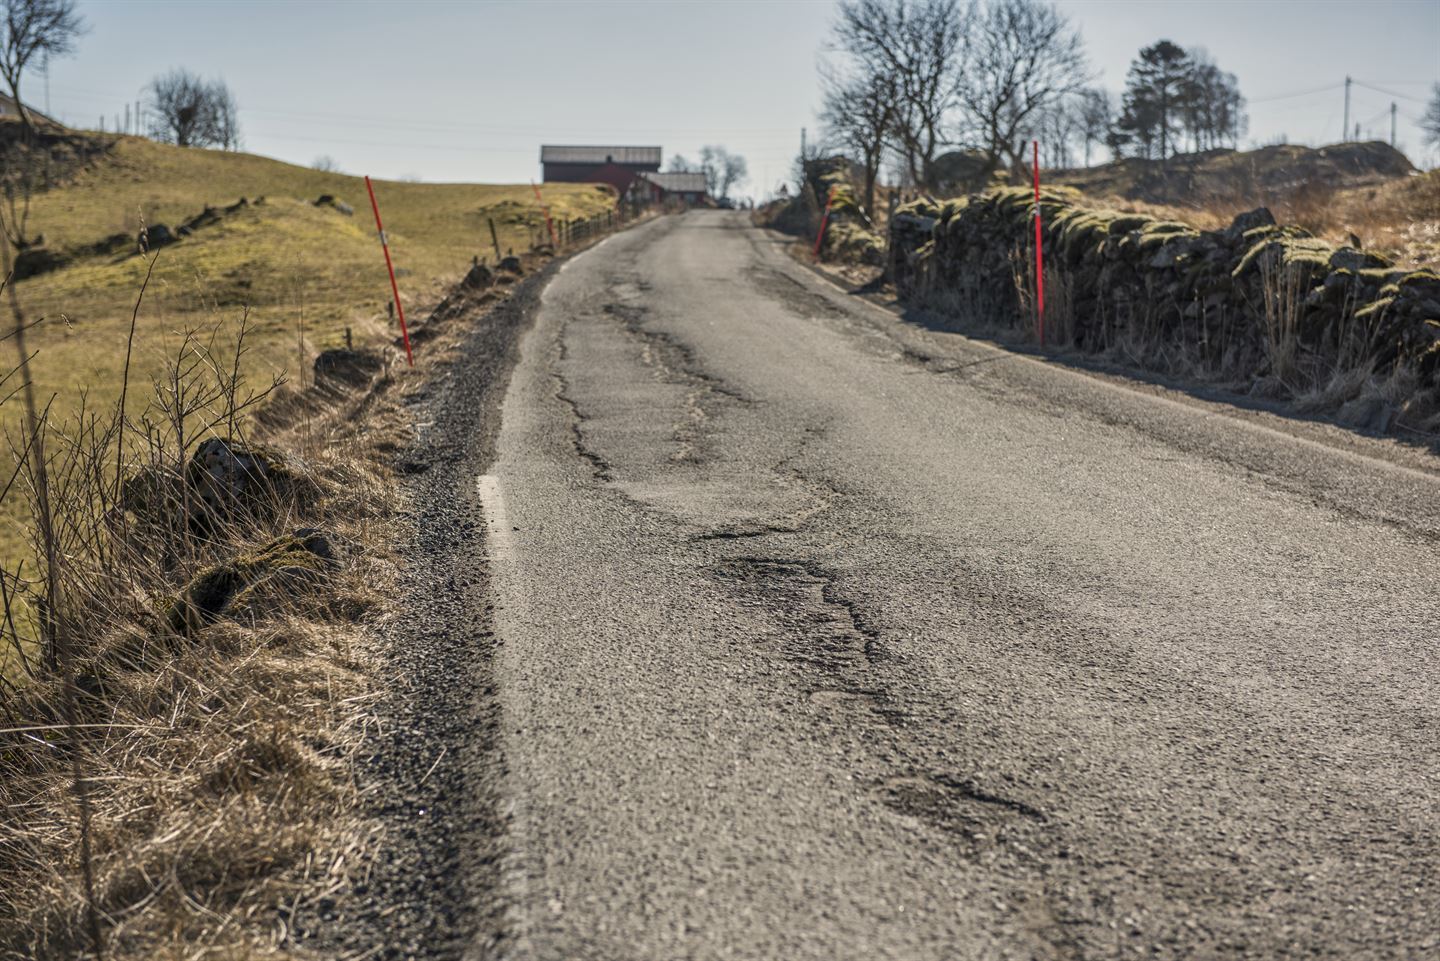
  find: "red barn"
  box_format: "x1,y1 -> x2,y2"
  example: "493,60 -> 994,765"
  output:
541,145 -> 662,195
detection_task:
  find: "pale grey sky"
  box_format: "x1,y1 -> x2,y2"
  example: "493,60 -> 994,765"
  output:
33,0 -> 1440,195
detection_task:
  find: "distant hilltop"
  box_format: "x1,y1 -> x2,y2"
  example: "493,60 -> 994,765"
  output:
1049,141 -> 1416,207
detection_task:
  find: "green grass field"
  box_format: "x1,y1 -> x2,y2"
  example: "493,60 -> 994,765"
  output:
1,129 -> 617,594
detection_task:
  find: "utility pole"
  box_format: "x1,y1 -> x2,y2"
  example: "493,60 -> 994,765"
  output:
1343,76 -> 1351,142
1390,102 -> 1397,148
800,127 -> 807,162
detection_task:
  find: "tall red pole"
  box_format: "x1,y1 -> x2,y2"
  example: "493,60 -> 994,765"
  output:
1033,140 -> 1045,347
364,175 -> 414,367
531,181 -> 559,248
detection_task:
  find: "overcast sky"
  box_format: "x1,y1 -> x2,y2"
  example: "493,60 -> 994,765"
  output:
34,0 -> 1440,196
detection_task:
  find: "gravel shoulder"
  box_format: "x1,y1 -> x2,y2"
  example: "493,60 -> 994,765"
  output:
327,258 -> 565,961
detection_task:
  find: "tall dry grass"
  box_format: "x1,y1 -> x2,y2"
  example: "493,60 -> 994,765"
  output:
0,240 -> 404,958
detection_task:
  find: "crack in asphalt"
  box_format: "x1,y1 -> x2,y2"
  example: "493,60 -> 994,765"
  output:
708,552 -> 1053,829
552,321 -> 615,482
704,550 -> 1076,957
600,298 -> 750,464
601,300 -> 751,404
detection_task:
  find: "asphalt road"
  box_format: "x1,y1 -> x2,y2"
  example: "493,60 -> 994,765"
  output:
470,210 -> 1440,960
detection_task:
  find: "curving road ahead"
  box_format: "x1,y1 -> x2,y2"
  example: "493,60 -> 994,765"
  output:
467,210 -> 1439,960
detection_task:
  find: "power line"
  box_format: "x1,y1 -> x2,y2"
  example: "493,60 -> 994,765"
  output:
1249,82 -> 1344,104
1357,106 -> 1392,128
1352,80 -> 1428,103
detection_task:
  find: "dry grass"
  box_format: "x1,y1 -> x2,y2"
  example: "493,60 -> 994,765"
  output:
1074,170 -> 1440,272
0,289 -> 414,957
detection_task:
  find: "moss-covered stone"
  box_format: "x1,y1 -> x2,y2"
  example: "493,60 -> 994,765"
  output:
824,220 -> 885,266
1107,215 -> 1152,236
1355,296 -> 1396,320
166,530 -> 337,635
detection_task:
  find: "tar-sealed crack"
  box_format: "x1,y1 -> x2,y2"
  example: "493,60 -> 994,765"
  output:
552,322 -> 614,482
704,547 -> 1077,955
601,301 -> 750,404
708,552 -> 1053,841
599,296 -> 751,464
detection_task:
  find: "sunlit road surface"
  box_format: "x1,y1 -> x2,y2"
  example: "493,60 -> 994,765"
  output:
472,210 -> 1439,960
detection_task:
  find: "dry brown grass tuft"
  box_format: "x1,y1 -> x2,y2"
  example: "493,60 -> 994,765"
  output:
3,616 -> 382,959
0,299 -> 410,959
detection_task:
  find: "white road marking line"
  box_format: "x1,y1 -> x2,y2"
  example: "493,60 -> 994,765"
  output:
476,473 -> 516,562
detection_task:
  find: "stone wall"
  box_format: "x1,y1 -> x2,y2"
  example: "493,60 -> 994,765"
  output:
889,186 -> 1440,427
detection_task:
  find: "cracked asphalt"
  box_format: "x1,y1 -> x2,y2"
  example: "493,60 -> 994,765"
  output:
464,210 -> 1440,960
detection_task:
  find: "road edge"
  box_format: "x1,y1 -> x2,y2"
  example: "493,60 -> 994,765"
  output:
336,248 -> 584,961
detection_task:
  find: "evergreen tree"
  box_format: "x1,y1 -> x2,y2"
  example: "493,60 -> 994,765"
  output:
1113,40 -> 1191,160
1111,40 -> 1246,160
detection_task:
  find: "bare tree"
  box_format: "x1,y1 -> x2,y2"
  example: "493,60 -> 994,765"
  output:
955,0 -> 1088,177
211,79 -> 240,150
1424,83 -> 1440,151
699,145 -> 748,200
820,63 -> 895,217
1029,97 -> 1079,169
835,0 -> 967,189
147,69 -> 241,150
1076,87 -> 1111,166
0,0 -> 84,134
311,155 -> 339,172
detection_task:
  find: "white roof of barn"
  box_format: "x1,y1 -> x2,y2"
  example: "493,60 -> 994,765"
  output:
640,171 -> 708,194
541,145 -> 662,166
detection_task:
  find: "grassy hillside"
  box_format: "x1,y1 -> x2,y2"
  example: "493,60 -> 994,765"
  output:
0,125 -> 616,589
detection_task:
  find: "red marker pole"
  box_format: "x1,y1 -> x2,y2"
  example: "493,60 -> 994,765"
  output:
364,176 -> 414,367
1033,140 -> 1045,347
531,181 -> 559,248
813,185 -> 837,260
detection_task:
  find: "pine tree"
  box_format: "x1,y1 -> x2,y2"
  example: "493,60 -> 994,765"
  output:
1113,40 -> 1192,160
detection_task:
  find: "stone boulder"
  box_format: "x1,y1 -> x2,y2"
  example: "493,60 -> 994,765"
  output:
1222,207 -> 1276,245
167,529 -> 340,634
186,437 -> 310,525
141,224 -> 177,252
313,347 -> 386,386
12,246 -> 70,280
462,262 -> 494,290
315,194 -> 355,216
